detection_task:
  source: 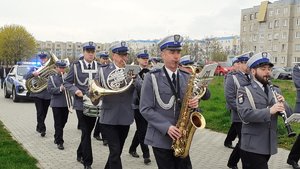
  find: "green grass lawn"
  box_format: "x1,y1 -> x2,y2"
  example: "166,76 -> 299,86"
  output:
201,76 -> 300,150
0,121 -> 38,169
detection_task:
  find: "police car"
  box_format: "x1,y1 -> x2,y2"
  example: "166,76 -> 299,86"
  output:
3,62 -> 39,102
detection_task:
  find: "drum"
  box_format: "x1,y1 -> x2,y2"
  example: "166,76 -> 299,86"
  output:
83,95 -> 99,117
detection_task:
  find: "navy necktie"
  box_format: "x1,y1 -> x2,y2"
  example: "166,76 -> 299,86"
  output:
88,63 -> 91,70
263,84 -> 268,96
172,73 -> 176,88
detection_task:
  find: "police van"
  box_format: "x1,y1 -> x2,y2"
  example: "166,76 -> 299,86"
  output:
3,62 -> 40,102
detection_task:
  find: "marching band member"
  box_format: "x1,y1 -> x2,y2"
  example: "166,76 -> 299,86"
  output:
237,52 -> 292,169
47,60 -> 69,150
224,57 -> 240,149
286,64 -> 300,169
64,42 -> 99,169
140,35 -> 201,169
224,53 -> 251,169
93,51 -> 109,146
24,52 -> 51,137
93,41 -> 135,169
128,49 -> 151,165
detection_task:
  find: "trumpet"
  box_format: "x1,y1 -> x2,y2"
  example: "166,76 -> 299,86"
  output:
61,72 -> 74,113
268,80 -> 296,137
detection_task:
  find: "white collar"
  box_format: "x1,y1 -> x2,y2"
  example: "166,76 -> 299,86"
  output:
254,79 -> 264,91
165,67 -> 178,79
83,59 -> 92,68
113,62 -> 120,69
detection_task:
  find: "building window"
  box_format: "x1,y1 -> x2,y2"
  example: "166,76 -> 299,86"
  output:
268,34 -> 272,40
250,24 -> 253,31
298,6 -> 300,13
273,57 -> 277,63
254,46 -> 257,51
260,34 -> 264,39
268,22 -> 272,29
295,44 -> 300,51
282,44 -> 285,51
281,57 -> 285,63
250,14 -> 254,20
269,10 -> 274,16
243,26 -> 246,32
295,57 -> 300,62
282,32 -> 287,39
276,8 -> 280,15
297,18 -> 300,26
274,33 -> 279,40
274,20 -> 279,28
255,12 -> 258,19
283,19 -> 288,27
296,32 -> 300,38
253,34 -> 257,41
273,44 -> 277,51
243,15 -> 247,21
284,7 -> 288,15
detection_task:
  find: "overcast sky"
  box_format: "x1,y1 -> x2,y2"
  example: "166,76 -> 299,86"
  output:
0,0 -> 266,43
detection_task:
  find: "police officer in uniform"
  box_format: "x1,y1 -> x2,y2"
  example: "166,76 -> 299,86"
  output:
237,52 -> 291,169
47,60 -> 69,150
24,52 -> 51,137
128,49 -> 151,165
178,55 -> 211,102
64,42 -> 99,169
225,53 -> 252,169
224,57 -> 240,149
286,64 -> 300,169
93,51 -> 109,146
93,41 -> 135,169
140,35 -> 201,169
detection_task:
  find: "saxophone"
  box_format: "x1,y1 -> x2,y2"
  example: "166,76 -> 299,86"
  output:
171,65 -> 206,158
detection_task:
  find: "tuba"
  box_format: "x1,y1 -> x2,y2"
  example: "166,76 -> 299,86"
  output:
26,52 -> 59,93
172,65 -> 206,158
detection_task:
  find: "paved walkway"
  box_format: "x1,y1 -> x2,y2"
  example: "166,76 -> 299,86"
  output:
0,89 -> 294,169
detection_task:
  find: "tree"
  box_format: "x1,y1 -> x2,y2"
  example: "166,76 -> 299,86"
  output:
0,24 -> 36,65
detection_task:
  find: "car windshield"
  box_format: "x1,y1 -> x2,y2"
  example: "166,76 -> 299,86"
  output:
17,66 -> 31,76
274,68 -> 286,72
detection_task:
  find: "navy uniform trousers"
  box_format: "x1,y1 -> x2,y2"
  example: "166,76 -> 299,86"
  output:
52,107 -> 69,144
129,108 -> 150,158
76,110 -> 96,166
34,97 -> 50,132
288,134 -> 300,163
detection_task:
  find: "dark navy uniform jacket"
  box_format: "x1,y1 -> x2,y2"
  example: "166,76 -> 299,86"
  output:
24,66 -> 51,100
47,73 -> 67,107
63,60 -> 99,111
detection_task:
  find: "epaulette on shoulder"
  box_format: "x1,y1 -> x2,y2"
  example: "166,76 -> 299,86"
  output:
179,69 -> 189,75
73,60 -> 80,65
149,68 -> 161,74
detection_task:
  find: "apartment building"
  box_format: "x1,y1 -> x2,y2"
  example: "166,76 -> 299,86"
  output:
240,0 -> 300,67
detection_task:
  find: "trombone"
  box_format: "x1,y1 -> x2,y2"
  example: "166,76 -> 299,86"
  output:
61,72 -> 74,113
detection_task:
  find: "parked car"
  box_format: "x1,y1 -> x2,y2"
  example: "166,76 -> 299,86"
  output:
271,67 -> 292,80
214,62 -> 233,76
3,62 -> 36,102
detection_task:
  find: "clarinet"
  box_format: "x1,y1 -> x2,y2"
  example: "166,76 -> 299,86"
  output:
268,80 -> 296,137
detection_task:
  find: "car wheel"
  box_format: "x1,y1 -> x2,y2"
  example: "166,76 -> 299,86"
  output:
4,85 -> 10,98
12,87 -> 20,102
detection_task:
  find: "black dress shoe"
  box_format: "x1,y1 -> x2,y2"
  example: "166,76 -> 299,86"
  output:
129,151 -> 140,158
228,166 -> 238,169
57,144 -> 64,150
36,128 -> 41,133
287,159 -> 300,169
144,158 -> 151,165
41,132 -> 46,137
93,136 -> 102,141
76,156 -> 83,164
224,143 -> 234,149
84,165 -> 92,169
103,140 -> 108,146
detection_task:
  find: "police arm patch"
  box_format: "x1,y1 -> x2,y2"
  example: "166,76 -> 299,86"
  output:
238,94 -> 244,104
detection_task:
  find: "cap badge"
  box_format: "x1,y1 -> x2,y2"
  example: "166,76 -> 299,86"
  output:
144,50 -> 148,54
262,52 -> 268,58
174,35 -> 181,42
121,41 -> 126,47
89,41 -> 93,46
